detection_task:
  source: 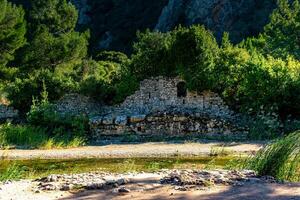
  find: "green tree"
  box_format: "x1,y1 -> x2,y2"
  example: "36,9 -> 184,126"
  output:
29,0 -> 77,34
171,25 -> 219,91
0,0 -> 26,68
131,30 -> 173,80
262,0 -> 300,59
215,33 -> 251,105
21,0 -> 89,71
94,51 -> 129,65
23,28 -> 88,70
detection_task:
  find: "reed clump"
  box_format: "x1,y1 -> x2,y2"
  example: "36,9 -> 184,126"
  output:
249,131 -> 300,182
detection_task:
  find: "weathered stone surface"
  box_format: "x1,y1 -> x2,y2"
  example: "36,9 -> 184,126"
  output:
102,116 -> 114,125
115,116 -> 128,126
130,115 -> 146,123
54,93 -> 102,116
90,77 -> 248,140
67,0 -> 274,52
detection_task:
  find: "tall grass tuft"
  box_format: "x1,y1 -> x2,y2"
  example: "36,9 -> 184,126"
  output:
0,163 -> 25,181
0,123 -> 48,149
0,123 -> 86,149
249,131 -> 300,182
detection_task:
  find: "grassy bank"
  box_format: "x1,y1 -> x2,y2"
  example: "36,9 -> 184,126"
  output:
0,123 -> 86,150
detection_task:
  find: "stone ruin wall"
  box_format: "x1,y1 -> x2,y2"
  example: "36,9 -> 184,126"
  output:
90,77 -> 248,140
0,104 -> 19,122
121,77 -> 231,115
54,93 -> 102,116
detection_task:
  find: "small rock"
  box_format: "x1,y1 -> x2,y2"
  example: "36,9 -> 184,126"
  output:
118,187 -> 130,193
47,175 -> 58,182
86,183 -> 104,190
60,184 -> 74,191
234,182 -> 244,186
44,184 -> 57,191
247,177 -> 262,183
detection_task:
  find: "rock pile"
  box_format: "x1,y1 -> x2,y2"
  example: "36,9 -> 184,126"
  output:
35,170 -> 276,192
160,169 -> 272,186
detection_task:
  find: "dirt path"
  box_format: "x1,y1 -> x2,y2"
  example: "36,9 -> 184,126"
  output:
0,142 -> 263,160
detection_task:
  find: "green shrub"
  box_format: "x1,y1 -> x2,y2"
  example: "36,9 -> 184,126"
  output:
0,163 -> 25,181
0,123 -> 86,149
171,25 -> 219,92
130,25 -> 219,92
247,110 -> 282,140
6,69 -> 77,112
94,51 -> 129,65
249,131 -> 300,182
111,72 -> 139,104
27,101 -> 89,138
131,30 -> 174,80
216,38 -> 300,117
0,123 -> 48,148
284,118 -> 300,134
23,85 -> 88,148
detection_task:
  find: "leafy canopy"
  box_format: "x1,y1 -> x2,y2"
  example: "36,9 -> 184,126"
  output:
0,0 -> 26,68
21,0 -> 89,70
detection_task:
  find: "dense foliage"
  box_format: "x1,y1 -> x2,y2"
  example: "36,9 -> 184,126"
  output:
262,0 -> 300,59
0,0 -> 26,76
0,0 -> 300,141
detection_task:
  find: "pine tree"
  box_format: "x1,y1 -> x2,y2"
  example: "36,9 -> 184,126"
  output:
263,0 -> 300,59
0,0 -> 26,68
22,0 -> 89,70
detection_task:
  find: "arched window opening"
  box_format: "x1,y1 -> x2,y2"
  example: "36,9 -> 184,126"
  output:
177,81 -> 187,98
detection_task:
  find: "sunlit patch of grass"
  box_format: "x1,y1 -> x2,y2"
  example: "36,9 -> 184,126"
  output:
0,163 -> 25,181
39,137 -> 86,150
0,123 -> 86,150
117,159 -> 137,172
209,146 -> 233,157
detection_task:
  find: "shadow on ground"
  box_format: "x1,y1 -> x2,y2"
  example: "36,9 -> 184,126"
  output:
59,182 -> 300,200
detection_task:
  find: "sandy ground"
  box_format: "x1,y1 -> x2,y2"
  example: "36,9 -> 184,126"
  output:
0,180 -> 299,200
0,142 -> 263,160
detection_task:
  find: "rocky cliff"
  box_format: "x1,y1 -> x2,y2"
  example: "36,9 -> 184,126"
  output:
76,0 -> 275,53
12,0 -> 276,53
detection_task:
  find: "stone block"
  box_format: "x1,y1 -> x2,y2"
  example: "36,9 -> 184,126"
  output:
102,116 -> 114,125
173,116 -> 187,122
115,115 -> 128,125
89,116 -> 102,125
130,115 -> 146,123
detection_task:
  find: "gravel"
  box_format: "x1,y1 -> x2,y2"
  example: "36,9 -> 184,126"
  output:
32,169 -> 276,192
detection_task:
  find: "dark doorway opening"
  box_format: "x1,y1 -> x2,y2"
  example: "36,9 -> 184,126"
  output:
177,81 -> 187,97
